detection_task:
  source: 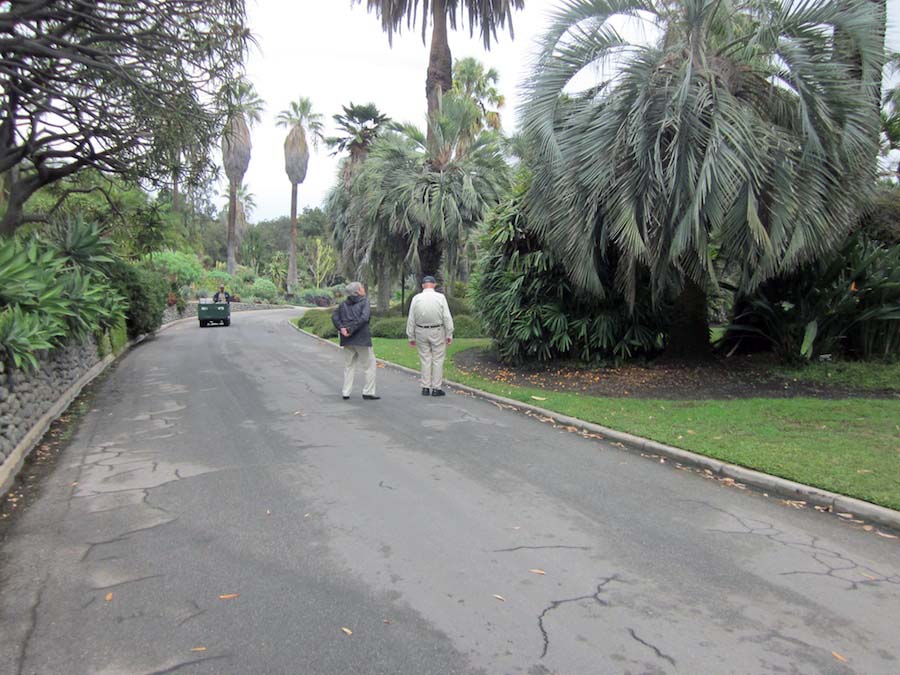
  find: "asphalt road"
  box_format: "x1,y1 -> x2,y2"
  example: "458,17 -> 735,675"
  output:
1,309 -> 899,675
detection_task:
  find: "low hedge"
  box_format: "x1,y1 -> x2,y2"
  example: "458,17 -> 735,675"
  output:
296,309 -> 337,338
299,310 -> 485,340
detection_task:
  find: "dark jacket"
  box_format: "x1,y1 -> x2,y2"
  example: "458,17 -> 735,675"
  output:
332,295 -> 372,347
213,291 -> 231,303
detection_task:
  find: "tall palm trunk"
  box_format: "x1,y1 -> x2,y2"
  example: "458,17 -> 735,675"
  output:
226,180 -> 238,273
418,239 -> 443,286
376,261 -> 391,315
287,182 -> 298,293
426,0 -> 452,155
664,278 -> 710,360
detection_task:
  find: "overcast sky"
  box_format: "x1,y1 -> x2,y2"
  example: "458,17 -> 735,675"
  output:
238,0 -> 900,224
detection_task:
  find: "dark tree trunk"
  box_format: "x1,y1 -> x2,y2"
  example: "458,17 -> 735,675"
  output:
664,278 -> 711,360
425,0 -> 452,157
418,239 -> 443,287
287,182 -> 298,293
226,180 -> 238,273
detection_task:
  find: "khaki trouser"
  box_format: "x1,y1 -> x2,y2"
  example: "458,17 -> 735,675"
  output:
415,326 -> 446,389
342,345 -> 377,397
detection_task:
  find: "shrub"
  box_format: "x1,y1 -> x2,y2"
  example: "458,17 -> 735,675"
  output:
725,234 -> 900,362
235,265 -> 257,284
297,287 -> 337,307
146,250 -> 204,287
107,260 -> 167,338
370,317 -> 407,338
296,309 -> 337,338
1,232 -> 127,370
250,278 -> 278,302
474,181 -> 666,364
452,315 -> 484,338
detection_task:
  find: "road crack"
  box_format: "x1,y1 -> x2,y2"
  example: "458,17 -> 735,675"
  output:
628,627 -> 676,666
537,576 -> 619,658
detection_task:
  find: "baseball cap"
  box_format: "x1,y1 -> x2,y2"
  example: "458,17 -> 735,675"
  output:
422,275 -> 436,284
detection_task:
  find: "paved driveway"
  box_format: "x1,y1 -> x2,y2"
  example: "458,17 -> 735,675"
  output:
1,309 -> 898,674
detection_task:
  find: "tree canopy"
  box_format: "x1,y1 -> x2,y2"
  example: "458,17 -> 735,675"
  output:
0,0 -> 252,234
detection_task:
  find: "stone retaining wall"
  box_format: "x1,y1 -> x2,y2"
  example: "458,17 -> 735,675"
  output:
0,339 -> 99,466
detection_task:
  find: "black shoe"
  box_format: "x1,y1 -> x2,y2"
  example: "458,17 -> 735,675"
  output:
362,395 -> 381,400
421,388 -> 431,396
431,389 -> 446,397
342,395 -> 350,400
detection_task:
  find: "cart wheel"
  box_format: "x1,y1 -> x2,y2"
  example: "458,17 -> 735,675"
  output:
224,318 -> 231,326
199,320 -> 207,327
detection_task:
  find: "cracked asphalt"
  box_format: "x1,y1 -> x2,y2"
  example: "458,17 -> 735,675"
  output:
1,308 -> 899,674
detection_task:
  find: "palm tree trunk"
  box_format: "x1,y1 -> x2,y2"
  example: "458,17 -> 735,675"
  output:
376,261 -> 391,315
664,278 -> 711,360
426,0 -> 452,156
418,239 -> 443,287
287,182 -> 298,294
226,180 -> 238,273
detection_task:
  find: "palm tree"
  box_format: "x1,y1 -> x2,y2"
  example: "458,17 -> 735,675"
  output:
523,0 -> 883,358
326,102 -> 393,174
452,56 -> 504,131
220,80 -> 264,273
220,183 -> 256,255
276,97 -> 324,294
351,94 -> 511,291
353,0 -> 524,153
326,102 -> 397,310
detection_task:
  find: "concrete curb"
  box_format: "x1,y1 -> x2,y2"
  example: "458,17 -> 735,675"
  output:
289,321 -> 900,533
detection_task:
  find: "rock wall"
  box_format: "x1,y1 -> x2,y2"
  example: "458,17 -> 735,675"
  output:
0,339 -> 99,466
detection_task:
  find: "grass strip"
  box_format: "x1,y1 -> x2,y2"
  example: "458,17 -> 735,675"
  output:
368,338 -> 900,511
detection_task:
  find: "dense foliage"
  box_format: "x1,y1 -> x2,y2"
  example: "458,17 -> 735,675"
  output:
725,235 -> 900,362
522,0 -> 883,356
0,220 -> 126,369
475,183 -> 667,364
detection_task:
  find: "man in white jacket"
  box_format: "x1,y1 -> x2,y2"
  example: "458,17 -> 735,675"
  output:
406,276 -> 454,397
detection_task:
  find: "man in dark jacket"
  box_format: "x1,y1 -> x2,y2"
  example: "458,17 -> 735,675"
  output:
332,281 -> 379,400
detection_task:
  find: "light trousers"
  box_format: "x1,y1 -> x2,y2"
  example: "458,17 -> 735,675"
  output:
415,327 -> 447,389
342,345 -> 377,397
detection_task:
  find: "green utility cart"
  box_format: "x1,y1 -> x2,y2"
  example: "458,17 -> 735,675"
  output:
198,301 -> 231,327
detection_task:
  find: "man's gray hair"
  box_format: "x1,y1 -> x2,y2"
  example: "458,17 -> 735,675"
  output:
345,281 -> 364,296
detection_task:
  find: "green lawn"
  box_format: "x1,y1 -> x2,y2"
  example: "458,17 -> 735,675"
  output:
367,337 -> 900,511
773,360 -> 900,391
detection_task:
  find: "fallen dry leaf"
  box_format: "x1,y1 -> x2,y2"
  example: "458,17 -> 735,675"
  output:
104,592 -> 113,602
190,647 -> 207,652
219,593 -> 239,600
493,594 -> 506,602
529,569 -> 546,575
383,619 -> 392,625
876,531 -> 898,539
530,396 -> 547,401
341,627 -> 353,636
862,525 -> 874,532
837,513 -> 854,519
832,651 -> 848,663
